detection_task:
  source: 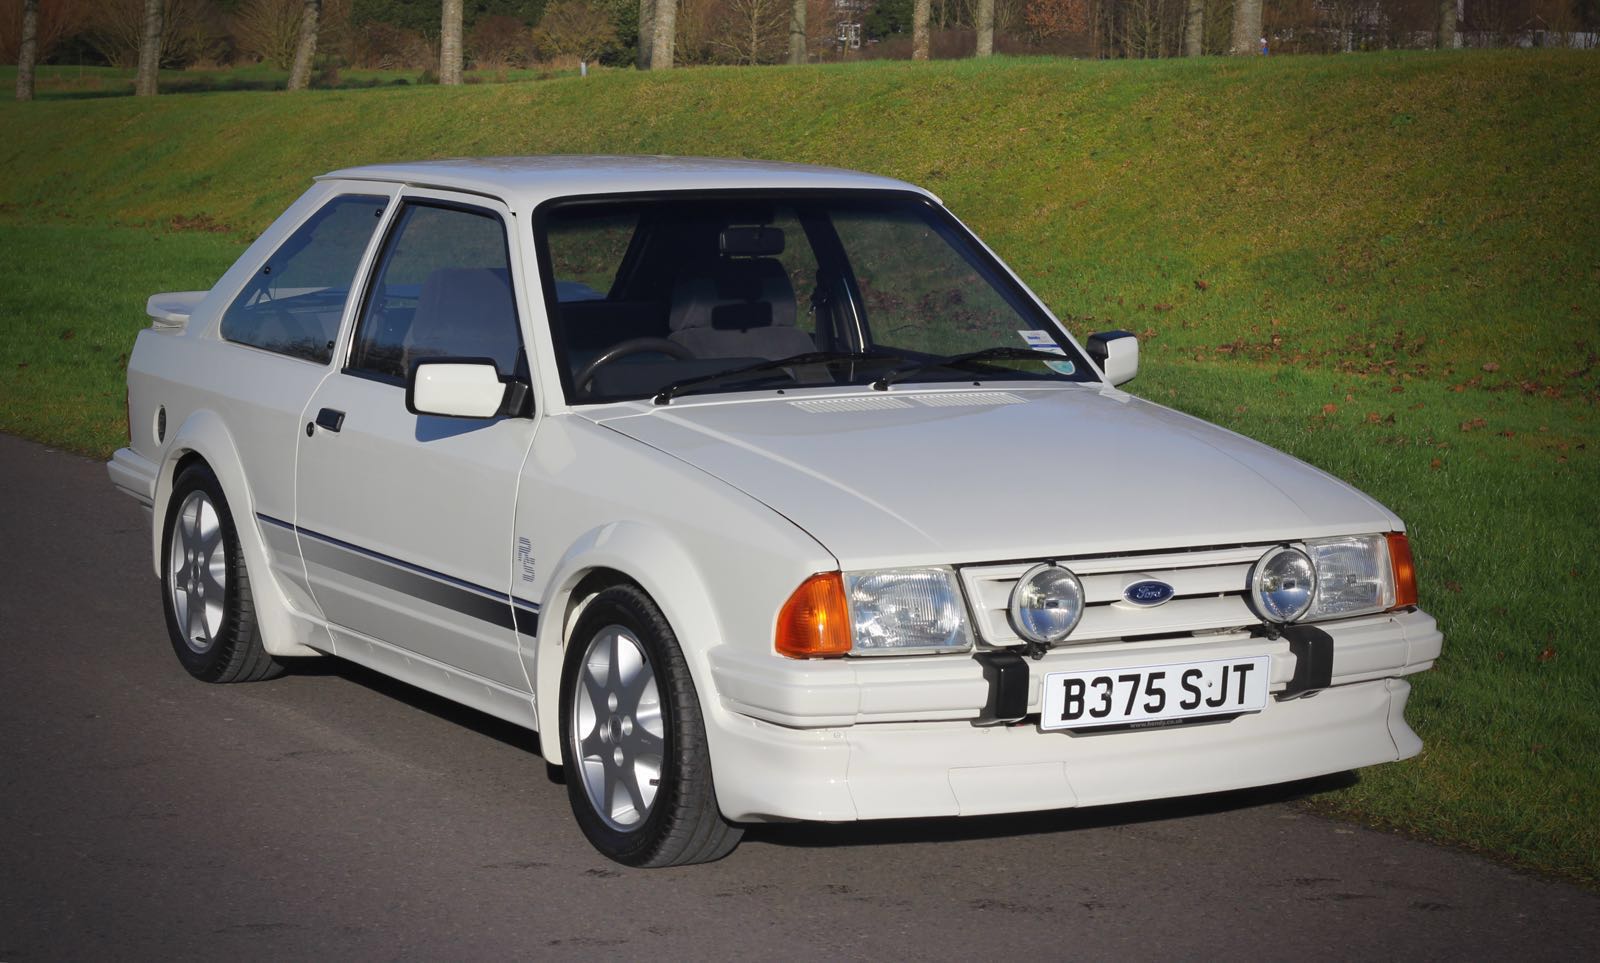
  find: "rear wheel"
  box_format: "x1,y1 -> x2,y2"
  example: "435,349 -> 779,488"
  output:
160,463 -> 282,683
559,584 -> 741,866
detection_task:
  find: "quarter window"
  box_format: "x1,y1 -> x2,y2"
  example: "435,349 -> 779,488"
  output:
220,194 -> 388,363
348,203 -> 523,382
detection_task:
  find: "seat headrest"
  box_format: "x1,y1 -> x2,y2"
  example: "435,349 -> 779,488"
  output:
669,258 -> 796,333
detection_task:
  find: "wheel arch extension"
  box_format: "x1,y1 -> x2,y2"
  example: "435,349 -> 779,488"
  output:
530,523 -> 727,765
153,410 -> 317,658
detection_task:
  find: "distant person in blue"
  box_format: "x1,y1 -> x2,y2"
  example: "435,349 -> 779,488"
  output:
1260,36 -> 1269,55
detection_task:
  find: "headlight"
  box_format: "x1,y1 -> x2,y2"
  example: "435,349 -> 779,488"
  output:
1249,545 -> 1316,623
1303,534 -> 1394,620
1008,562 -> 1085,645
844,567 -> 973,655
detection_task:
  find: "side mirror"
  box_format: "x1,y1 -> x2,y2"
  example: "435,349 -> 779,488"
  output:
1087,330 -> 1138,387
406,359 -> 509,419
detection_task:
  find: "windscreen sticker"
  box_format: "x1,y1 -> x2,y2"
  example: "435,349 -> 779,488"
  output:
1018,330 -> 1068,356
1045,359 -> 1077,375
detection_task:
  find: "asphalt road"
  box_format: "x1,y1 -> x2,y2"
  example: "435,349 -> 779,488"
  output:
2,432 -> 1597,961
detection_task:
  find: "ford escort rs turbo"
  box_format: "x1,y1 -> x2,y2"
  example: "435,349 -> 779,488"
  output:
109,157 -> 1441,866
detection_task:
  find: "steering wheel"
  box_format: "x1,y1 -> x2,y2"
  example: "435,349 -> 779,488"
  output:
574,337 -> 695,396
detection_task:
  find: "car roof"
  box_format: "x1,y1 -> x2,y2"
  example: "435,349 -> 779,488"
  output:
317,156 -> 933,209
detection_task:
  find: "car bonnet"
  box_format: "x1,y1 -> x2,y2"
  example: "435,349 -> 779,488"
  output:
587,386 -> 1399,569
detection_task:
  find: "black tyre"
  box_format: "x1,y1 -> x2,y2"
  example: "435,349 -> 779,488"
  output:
160,463 -> 282,683
559,584 -> 742,867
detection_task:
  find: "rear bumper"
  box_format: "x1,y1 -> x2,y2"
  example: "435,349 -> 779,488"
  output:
710,675 -> 1421,823
107,447 -> 159,508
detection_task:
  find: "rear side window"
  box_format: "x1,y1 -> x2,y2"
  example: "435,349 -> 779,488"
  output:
220,194 -> 388,363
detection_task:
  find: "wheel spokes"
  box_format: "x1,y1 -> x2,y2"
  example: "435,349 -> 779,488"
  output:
568,623 -> 662,831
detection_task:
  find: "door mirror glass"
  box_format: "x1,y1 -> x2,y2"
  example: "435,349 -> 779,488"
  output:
406,360 -> 507,419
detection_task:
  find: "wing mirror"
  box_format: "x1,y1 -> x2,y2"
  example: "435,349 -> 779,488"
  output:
1087,330 -> 1138,387
406,359 -> 528,419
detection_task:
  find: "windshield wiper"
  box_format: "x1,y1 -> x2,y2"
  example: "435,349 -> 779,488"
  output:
870,347 -> 1073,391
653,350 -> 899,405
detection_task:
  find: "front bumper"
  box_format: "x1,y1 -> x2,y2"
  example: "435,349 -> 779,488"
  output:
711,676 -> 1420,822
704,609 -> 1440,822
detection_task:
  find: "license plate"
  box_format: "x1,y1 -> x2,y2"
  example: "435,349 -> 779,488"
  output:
1040,655 -> 1271,731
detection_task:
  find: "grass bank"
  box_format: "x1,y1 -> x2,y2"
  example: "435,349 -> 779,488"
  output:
1,51 -> 1595,883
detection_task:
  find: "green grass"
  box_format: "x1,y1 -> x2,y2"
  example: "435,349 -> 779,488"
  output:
1,50 -> 1596,884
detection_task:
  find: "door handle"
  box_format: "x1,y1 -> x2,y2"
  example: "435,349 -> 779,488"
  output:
314,408 -> 345,433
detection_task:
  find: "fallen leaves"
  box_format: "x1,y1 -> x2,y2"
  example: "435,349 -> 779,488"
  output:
1482,362 -> 1501,373
1193,279 -> 1209,291
1460,417 -> 1487,432
1537,645 -> 1557,664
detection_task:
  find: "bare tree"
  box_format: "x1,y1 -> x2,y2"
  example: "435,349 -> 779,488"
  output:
533,0 -> 617,61
712,0 -> 786,62
1437,0 -> 1456,46
788,0 -> 804,62
637,0 -> 652,67
976,0 -> 994,54
912,0 -> 929,58
651,0 -> 675,67
440,0 -> 462,83
1183,0 -> 1202,54
15,0 -> 36,101
1229,0 -> 1260,53
286,0 -> 319,89
135,0 -> 161,95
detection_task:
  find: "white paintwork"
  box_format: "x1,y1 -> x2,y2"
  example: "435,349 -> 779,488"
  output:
1098,334 -> 1139,385
410,362 -> 507,419
110,157 -> 1441,834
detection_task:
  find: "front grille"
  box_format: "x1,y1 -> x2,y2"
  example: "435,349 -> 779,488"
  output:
958,544 -> 1269,647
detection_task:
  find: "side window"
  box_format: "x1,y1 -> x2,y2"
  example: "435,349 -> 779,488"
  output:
220,194 -> 387,364
546,210 -> 637,302
348,203 -> 523,383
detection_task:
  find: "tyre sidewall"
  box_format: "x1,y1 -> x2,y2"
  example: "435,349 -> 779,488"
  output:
160,464 -> 246,682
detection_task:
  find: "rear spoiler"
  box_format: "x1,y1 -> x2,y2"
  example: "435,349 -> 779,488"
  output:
146,291 -> 207,329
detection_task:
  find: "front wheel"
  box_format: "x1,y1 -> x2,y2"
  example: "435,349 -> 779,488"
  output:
160,463 -> 282,683
559,584 -> 741,866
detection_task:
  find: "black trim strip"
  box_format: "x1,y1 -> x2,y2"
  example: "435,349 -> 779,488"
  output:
257,513 -> 540,636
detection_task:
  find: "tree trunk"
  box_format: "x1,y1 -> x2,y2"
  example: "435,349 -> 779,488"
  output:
440,0 -> 463,84
976,0 -> 993,57
652,0 -> 676,68
1229,0 -> 1261,55
287,0 -> 322,91
15,0 -> 38,102
135,0 -> 162,96
637,0 -> 654,68
912,0 -> 930,60
1437,0 -> 1457,48
789,0 -> 806,64
1184,0 -> 1204,56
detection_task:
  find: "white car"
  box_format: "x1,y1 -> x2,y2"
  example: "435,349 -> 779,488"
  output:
109,157 -> 1441,866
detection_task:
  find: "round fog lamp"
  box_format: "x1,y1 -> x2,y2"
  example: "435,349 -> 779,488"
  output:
1009,563 -> 1085,645
1249,545 -> 1316,623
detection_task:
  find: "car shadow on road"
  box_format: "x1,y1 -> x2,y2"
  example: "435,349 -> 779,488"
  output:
282,657 -> 1359,848
284,656 -> 549,761
743,774 -> 1360,850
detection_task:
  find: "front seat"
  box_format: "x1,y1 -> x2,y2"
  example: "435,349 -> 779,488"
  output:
667,258 -> 815,361
404,267 -> 521,375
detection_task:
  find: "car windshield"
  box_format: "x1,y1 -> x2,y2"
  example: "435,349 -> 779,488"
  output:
536,192 -> 1095,404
